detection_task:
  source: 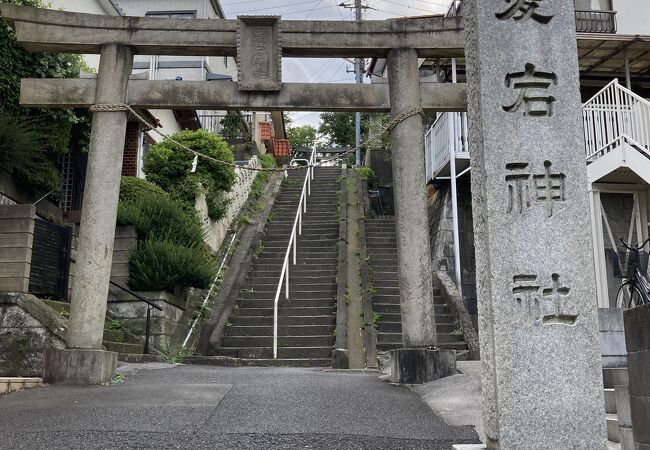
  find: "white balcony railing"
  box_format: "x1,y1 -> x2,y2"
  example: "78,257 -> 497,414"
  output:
424,112 -> 469,181
582,79 -> 650,161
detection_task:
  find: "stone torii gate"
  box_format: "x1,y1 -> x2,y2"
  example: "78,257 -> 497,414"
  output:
1,2 -> 606,448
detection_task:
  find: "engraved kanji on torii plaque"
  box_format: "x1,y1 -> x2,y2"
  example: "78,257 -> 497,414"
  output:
237,16 -> 282,91
496,0 -> 554,24
505,161 -> 566,217
504,63 -> 558,117
512,273 -> 577,326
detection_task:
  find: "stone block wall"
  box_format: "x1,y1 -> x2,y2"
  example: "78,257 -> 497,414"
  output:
0,205 -> 35,293
107,290 -> 185,352
0,293 -> 67,377
110,225 -> 137,285
196,157 -> 260,253
624,304 -> 650,449
427,182 -> 478,325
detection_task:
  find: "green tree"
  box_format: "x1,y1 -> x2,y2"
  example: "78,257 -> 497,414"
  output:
318,112 -> 355,147
143,129 -> 236,221
286,124 -> 317,149
0,0 -> 90,195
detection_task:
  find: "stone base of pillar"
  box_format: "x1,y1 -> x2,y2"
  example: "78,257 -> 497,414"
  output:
389,347 -> 456,384
331,348 -> 349,369
43,349 -> 117,385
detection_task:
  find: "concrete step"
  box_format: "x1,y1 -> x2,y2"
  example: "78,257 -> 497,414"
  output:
186,356 -> 332,368
233,315 -> 335,327
368,260 -> 398,268
117,353 -> 164,363
604,388 -> 617,414
371,271 -> 398,280
377,321 -> 402,333
246,276 -> 336,285
372,287 -> 400,296
104,341 -> 143,354
262,239 -> 338,247
366,247 -> 397,254
251,263 -> 335,273
221,335 -> 335,348
237,298 -> 335,308
213,346 -> 333,359
242,282 -> 336,292
232,306 -> 335,317
603,367 -> 629,389
438,341 -> 469,351
239,283 -> 336,300
372,279 -> 399,289
606,413 -> 620,443
226,325 -> 334,336
254,256 -> 337,266
252,269 -> 337,278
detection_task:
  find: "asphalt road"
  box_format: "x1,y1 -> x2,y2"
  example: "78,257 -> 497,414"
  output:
0,363 -> 480,449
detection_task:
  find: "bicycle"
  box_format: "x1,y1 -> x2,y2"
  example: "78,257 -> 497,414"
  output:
615,238 -> 650,308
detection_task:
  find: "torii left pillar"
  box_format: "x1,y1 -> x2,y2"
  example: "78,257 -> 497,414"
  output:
44,44 -> 133,385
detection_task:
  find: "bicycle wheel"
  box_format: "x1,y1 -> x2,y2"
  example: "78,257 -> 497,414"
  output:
616,283 -> 644,309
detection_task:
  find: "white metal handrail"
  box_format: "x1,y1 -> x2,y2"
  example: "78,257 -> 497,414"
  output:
272,148 -> 316,358
582,79 -> 650,161
424,112 -> 468,182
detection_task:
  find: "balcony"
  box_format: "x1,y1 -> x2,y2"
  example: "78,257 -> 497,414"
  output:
424,112 -> 469,182
575,9 -> 617,34
444,1 -> 617,34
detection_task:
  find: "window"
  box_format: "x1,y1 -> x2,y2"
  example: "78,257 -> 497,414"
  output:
146,11 -> 196,19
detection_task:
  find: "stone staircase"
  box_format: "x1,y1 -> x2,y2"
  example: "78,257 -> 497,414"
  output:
44,299 -> 152,359
365,217 -> 468,353
210,166 -> 341,367
603,366 -> 633,448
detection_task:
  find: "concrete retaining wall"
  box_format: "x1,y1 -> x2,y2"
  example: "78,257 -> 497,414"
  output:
0,205 -> 35,293
107,290 -> 185,352
0,293 -> 67,377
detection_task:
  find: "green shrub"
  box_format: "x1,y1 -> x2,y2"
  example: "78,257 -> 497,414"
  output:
143,129 -> 236,221
248,154 -> 277,201
356,167 -> 376,189
117,192 -> 205,248
128,239 -> 216,291
258,153 -> 276,169
119,177 -> 168,204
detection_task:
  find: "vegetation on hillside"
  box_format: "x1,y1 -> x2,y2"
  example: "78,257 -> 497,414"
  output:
143,129 -> 236,221
0,0 -> 91,196
117,177 -> 216,292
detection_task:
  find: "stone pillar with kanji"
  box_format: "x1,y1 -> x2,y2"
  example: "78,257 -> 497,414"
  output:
464,0 -> 607,448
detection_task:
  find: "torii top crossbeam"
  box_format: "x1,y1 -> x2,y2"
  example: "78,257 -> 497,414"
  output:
0,4 -> 467,112
0,4 -> 464,58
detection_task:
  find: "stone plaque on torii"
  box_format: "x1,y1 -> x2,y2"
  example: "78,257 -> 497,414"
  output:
0,3 -> 606,447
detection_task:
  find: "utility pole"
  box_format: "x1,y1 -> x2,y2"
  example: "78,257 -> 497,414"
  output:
354,0 -> 362,166
341,1 -> 366,166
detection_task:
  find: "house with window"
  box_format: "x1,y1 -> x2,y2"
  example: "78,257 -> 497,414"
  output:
368,0 -> 650,313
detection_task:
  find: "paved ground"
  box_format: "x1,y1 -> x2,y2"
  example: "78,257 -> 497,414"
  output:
0,363 -> 479,449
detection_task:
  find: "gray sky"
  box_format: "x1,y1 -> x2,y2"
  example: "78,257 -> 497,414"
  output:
220,0 -> 453,128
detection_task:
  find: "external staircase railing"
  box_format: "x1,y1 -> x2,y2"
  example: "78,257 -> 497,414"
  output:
424,112 -> 468,182
272,148 -> 316,358
582,78 -> 650,162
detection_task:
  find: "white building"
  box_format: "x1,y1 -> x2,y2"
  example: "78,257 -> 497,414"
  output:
417,0 -> 650,310
365,0 -> 650,311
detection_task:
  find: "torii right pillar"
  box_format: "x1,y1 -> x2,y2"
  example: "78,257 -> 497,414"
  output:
463,0 -> 607,448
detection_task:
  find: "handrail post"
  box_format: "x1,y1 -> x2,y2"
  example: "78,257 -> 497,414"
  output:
144,305 -> 151,355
